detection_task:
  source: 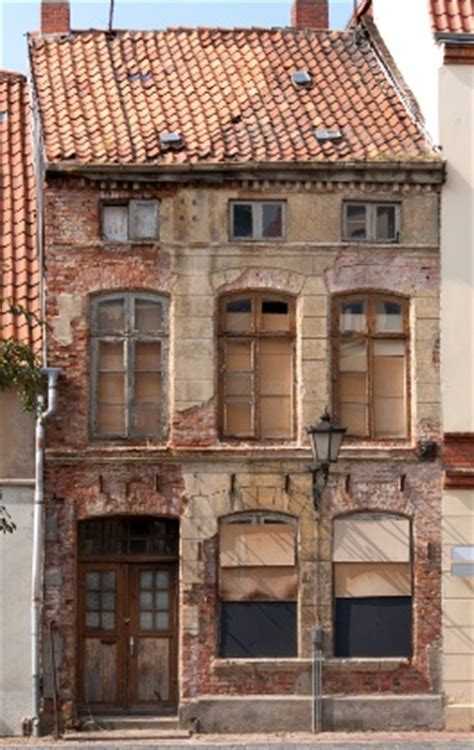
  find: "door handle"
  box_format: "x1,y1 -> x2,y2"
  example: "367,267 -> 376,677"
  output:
129,636 -> 135,657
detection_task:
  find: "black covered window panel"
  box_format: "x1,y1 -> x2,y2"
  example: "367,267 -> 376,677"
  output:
219,601 -> 297,658
335,597 -> 412,658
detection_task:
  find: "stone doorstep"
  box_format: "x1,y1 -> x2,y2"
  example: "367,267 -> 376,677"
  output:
64,729 -> 191,742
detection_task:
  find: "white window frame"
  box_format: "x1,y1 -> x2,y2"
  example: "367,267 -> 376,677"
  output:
229,201 -> 287,241
343,201 -> 400,243
101,200 -> 160,242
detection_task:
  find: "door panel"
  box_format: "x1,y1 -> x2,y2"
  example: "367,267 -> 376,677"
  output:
79,561 -> 177,711
128,565 -> 177,709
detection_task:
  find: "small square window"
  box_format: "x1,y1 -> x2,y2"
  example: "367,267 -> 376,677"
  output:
102,200 -> 159,242
230,201 -> 285,241
343,202 -> 399,243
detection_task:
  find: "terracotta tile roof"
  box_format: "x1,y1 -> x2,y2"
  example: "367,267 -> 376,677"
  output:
0,71 -> 40,351
29,28 -> 434,167
430,0 -> 474,34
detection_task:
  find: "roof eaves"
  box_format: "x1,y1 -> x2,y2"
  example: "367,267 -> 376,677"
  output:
435,31 -> 474,43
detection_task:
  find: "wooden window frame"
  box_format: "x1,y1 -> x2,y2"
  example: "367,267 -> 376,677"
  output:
342,201 -> 401,243
101,200 -> 160,242
229,201 -> 287,242
218,291 -> 296,442
332,293 -> 410,442
90,292 -> 169,440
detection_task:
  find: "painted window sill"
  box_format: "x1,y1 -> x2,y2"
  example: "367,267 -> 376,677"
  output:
325,657 -> 410,672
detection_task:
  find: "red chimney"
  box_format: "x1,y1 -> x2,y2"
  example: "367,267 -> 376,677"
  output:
41,0 -> 70,34
291,0 -> 329,29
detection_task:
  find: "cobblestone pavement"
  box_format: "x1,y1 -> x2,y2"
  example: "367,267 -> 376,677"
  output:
0,731 -> 472,749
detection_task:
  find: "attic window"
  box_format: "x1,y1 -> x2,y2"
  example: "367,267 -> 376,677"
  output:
159,132 -> 184,151
315,129 -> 343,143
291,70 -> 312,87
0,112 -> 8,123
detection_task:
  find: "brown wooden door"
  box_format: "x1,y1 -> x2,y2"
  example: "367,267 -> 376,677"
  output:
78,562 -> 177,712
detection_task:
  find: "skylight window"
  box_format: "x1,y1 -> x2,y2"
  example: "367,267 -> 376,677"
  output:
315,129 -> 343,143
291,70 -> 312,87
0,112 -> 8,124
159,132 -> 184,151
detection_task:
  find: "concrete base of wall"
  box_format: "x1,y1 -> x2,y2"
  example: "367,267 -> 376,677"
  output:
180,694 -> 444,733
445,705 -> 474,732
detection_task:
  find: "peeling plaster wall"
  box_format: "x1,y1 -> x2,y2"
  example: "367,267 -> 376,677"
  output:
42,175 -> 443,729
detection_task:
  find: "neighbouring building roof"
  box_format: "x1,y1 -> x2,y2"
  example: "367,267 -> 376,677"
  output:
430,0 -> 474,34
0,71 -> 40,351
29,27 -> 436,167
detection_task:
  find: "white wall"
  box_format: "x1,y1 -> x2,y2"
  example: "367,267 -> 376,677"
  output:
371,0 -> 442,142
0,486 -> 33,736
440,64 -> 474,432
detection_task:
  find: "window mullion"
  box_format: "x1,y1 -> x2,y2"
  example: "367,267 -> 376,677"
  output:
253,338 -> 258,439
255,204 -> 262,240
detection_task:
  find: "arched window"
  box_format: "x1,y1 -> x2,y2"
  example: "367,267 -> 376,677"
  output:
91,292 -> 168,438
332,294 -> 409,439
218,292 -> 295,440
333,513 -> 412,658
218,513 -> 298,658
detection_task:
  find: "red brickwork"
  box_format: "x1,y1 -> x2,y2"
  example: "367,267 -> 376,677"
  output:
41,0 -> 70,35
291,0 -> 329,29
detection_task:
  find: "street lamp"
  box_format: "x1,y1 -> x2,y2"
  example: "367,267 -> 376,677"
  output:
307,410 -> 346,511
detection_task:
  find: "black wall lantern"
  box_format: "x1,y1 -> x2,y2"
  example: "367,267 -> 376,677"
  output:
307,410 -> 346,511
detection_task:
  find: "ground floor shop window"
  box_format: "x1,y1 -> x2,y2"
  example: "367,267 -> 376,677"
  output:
333,513 -> 412,658
218,513 -> 298,658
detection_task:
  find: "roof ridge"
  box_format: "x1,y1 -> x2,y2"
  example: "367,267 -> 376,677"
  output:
0,69 -> 27,82
30,25 -> 351,38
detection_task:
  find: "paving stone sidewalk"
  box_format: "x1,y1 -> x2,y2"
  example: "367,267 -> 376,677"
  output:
0,732 -> 472,749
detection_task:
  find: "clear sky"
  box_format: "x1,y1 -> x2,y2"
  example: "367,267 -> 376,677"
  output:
0,0 -> 354,74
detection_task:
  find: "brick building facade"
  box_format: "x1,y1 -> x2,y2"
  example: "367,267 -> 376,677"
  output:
30,0 -> 445,733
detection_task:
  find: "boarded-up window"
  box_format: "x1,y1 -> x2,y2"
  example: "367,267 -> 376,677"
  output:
333,295 -> 408,439
91,293 -> 168,439
333,513 -> 412,657
219,514 -> 298,657
102,201 -> 159,241
219,293 -> 295,440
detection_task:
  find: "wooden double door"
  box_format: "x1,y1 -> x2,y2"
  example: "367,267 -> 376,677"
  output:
78,561 -> 177,712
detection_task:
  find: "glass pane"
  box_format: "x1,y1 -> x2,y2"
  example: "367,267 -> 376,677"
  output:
102,205 -> 128,241
225,373 -> 253,397
339,372 -> 367,403
374,398 -> 406,438
232,204 -> 253,238
86,572 -> 100,591
340,300 -> 366,333
259,339 -> 292,396
133,405 -> 161,436
99,341 -> 124,371
340,340 -> 367,372
261,299 -> 290,332
96,299 -> 125,333
96,405 -> 126,434
262,204 -> 283,238
140,591 -> 153,610
135,299 -> 163,332
226,340 -> 252,372
135,342 -> 161,371
102,571 -> 116,590
155,612 -> 169,630
225,299 -> 252,332
340,402 -> 368,436
135,373 -> 161,402
141,571 -> 153,589
98,373 -> 125,404
260,396 -> 292,438
101,611 -> 116,631
102,592 -> 115,611
345,204 -> 367,239
140,612 -> 154,631
225,402 -> 252,435
376,205 -> 396,240
156,571 -> 169,589
375,301 -> 403,333
131,200 -> 159,240
86,612 -> 100,629
156,591 -> 169,610
86,592 -> 100,611
373,339 -> 407,438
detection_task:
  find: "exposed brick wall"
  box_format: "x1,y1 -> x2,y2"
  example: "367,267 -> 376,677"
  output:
41,1 -> 70,35
291,0 -> 329,29
41,173 -> 443,727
